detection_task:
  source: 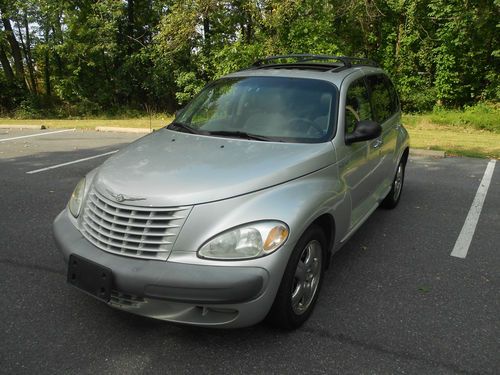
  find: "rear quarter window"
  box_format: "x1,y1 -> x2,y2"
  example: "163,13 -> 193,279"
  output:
366,74 -> 398,123
384,76 -> 400,114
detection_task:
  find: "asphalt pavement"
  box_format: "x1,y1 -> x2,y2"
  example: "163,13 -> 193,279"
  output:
0,128 -> 498,374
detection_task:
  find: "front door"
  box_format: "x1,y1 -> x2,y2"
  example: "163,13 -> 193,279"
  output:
338,77 -> 382,230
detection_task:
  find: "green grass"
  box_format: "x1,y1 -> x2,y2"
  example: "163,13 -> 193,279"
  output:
404,102 -> 499,132
403,103 -> 500,159
0,116 -> 174,130
429,103 -> 499,133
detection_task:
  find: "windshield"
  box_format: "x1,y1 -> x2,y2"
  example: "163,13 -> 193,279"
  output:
173,77 -> 337,143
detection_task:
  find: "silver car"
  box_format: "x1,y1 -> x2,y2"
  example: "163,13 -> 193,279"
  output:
53,55 -> 409,329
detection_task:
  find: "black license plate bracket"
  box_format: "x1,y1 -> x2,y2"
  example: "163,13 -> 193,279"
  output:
67,254 -> 113,302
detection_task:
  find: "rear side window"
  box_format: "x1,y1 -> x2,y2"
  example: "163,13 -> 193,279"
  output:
384,76 -> 400,113
366,74 -> 398,123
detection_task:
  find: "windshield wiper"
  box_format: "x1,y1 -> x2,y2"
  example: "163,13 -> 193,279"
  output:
207,130 -> 273,142
168,121 -> 199,134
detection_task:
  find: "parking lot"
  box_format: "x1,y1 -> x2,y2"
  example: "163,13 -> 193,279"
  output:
1,127 -> 498,374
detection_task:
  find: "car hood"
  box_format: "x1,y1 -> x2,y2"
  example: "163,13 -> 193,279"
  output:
92,128 -> 337,207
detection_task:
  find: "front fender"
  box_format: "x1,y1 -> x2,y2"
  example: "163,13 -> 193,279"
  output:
172,163 -> 349,260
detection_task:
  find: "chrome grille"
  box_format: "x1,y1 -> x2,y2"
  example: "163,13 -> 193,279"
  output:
81,189 -> 191,260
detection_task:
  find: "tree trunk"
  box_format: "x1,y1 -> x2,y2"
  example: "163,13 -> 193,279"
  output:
203,15 -> 210,47
44,26 -> 51,98
395,13 -> 404,59
19,16 -> 38,94
53,11 -> 64,43
50,25 -> 64,76
0,43 -> 15,83
246,17 -> 253,44
127,0 -> 134,53
1,17 -> 26,87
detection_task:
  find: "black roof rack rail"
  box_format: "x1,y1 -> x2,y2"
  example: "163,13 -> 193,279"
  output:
251,54 -> 379,70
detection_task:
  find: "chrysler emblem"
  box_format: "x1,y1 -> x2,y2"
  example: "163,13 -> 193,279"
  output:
106,189 -> 146,203
115,194 -> 125,202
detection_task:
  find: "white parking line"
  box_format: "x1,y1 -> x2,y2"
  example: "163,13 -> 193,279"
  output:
0,128 -> 75,142
451,159 -> 496,259
26,150 -> 119,174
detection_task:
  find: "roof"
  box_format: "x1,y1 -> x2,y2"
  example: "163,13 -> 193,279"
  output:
225,54 -> 384,85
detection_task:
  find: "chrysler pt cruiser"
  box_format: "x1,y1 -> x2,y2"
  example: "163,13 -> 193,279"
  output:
53,55 -> 410,329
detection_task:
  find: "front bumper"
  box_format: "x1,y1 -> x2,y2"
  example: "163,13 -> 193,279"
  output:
53,210 -> 274,327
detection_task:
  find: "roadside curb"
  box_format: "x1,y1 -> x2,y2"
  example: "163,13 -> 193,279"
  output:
410,148 -> 445,158
96,126 -> 153,134
0,124 -> 45,130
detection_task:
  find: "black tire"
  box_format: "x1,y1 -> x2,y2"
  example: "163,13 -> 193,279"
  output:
381,159 -> 406,209
266,224 -> 327,330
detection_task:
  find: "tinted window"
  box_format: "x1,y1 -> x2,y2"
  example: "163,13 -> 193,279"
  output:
176,77 -> 338,143
384,76 -> 400,114
345,78 -> 372,135
367,74 -> 394,123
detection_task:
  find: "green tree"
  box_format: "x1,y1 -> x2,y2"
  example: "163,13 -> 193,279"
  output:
0,0 -> 498,115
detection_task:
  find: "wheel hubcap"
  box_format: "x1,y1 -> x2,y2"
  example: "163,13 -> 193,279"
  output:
393,164 -> 403,200
291,240 -> 322,315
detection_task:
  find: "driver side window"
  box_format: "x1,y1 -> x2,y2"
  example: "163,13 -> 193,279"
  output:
345,79 -> 372,134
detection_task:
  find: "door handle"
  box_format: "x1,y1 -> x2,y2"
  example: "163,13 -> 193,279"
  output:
371,139 -> 383,149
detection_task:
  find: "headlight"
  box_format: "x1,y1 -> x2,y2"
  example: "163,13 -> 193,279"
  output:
68,178 -> 86,217
198,221 -> 289,260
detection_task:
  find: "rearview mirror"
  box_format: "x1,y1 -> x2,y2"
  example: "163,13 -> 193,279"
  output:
345,120 -> 381,144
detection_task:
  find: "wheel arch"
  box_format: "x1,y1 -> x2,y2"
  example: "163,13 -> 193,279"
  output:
309,213 -> 336,269
401,146 -> 410,165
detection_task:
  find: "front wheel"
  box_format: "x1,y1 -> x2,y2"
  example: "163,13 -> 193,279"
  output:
381,159 -> 405,209
267,225 -> 327,329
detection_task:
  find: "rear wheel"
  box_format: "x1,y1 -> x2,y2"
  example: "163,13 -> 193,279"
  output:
267,225 -> 326,329
381,159 -> 405,209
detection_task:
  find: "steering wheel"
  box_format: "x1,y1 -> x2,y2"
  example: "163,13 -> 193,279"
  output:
288,118 -> 324,137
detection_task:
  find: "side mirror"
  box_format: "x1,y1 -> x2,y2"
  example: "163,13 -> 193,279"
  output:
345,120 -> 381,144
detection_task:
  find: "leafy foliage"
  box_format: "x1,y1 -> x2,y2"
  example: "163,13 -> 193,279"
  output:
0,0 -> 498,117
